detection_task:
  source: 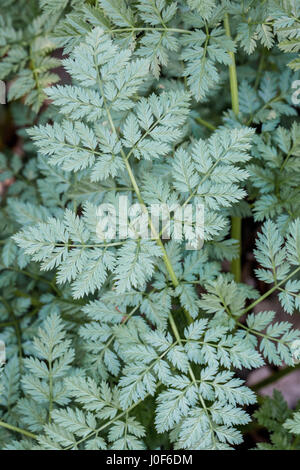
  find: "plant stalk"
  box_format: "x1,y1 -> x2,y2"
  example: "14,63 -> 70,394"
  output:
195,117 -> 216,131
224,13 -> 242,283
96,64 -> 193,324
251,363 -> 300,392
0,420 -> 36,440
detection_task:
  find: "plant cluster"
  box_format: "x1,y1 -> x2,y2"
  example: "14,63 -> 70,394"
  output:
0,0 -> 300,450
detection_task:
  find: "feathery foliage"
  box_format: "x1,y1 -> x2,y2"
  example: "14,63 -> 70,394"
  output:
0,0 -> 300,451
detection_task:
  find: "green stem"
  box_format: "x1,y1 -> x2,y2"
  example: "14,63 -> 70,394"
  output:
65,388 -> 160,450
254,48 -> 266,90
168,312 -> 214,439
95,60 -> 193,324
224,15 -> 240,117
124,161 -> 191,322
195,117 -> 216,132
48,361 -> 53,423
109,27 -> 193,35
280,141 -> 297,172
224,13 -> 242,283
238,266 -> 300,318
0,420 -> 36,440
251,362 -> 300,392
231,216 -> 242,282
2,266 -> 60,295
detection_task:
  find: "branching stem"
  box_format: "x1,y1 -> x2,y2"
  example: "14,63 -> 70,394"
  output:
238,266 -> 300,318
94,53 -> 193,324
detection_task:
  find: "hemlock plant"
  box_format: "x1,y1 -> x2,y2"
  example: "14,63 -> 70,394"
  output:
0,0 -> 300,451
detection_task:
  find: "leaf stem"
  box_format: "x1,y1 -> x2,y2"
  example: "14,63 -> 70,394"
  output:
0,420 -> 36,440
109,27 -> 193,35
195,117 -> 216,131
224,13 -> 242,283
95,56 -> 193,324
251,362 -> 300,392
124,160 -> 192,322
238,266 -> 300,318
254,48 -> 266,90
224,14 -> 239,117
